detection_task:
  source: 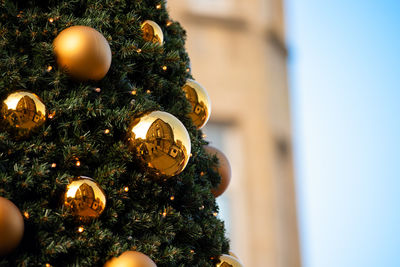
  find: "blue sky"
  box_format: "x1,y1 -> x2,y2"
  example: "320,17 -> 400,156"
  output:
286,0 -> 400,266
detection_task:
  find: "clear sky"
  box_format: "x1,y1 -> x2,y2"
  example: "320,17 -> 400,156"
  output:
286,0 -> 400,267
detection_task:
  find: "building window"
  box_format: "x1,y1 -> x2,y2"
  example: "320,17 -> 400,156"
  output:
203,122 -> 245,255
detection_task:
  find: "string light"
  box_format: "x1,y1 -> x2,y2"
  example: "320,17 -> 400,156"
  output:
170,196 -> 175,201
48,111 -> 55,119
136,48 -> 142,53
23,211 -> 30,219
94,87 -> 101,93
162,210 -> 167,217
156,4 -> 162,9
213,212 -> 218,217
46,66 -> 53,72
202,134 -> 207,138
186,68 -> 190,73
162,65 -> 168,71
124,186 -> 129,192
48,18 -> 54,23
104,129 -> 110,134
131,90 -> 137,95
146,90 -> 151,94
166,20 -> 173,27
76,160 -> 81,167
190,153 -> 193,157
190,250 -> 195,254
78,226 -> 84,233
51,163 -> 57,168
199,205 -> 205,210
46,264 -> 51,267
200,172 -> 205,176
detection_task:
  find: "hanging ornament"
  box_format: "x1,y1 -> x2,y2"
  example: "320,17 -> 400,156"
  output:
229,251 -> 239,259
53,25 -> 112,81
1,91 -> 46,138
141,20 -> 164,45
204,146 -> 231,197
104,251 -> 157,267
216,254 -> 244,267
0,197 -> 24,256
182,79 -> 211,129
64,176 -> 106,221
128,111 -> 191,177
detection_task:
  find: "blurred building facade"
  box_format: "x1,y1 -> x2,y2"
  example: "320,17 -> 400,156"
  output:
168,0 -> 301,266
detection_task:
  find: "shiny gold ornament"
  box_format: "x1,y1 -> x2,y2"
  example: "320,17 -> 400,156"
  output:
1,91 -> 46,138
182,79 -> 211,129
53,26 -> 112,81
129,111 -> 191,176
204,146 -> 231,197
216,254 -> 244,267
64,176 -> 106,221
104,251 -> 157,267
141,20 -> 164,45
0,197 -> 24,256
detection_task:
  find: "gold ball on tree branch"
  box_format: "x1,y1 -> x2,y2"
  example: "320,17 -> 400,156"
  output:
104,251 -> 157,267
182,79 -> 211,129
216,254 -> 244,267
141,20 -> 164,45
128,111 -> 191,177
64,176 -> 106,221
204,146 -> 231,198
53,25 -> 112,81
1,91 -> 46,138
0,197 -> 24,256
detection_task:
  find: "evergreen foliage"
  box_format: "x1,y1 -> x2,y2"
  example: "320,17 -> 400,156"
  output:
0,0 -> 229,266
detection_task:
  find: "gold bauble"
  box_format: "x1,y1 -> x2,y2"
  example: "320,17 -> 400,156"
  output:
229,251 -> 239,259
53,25 -> 112,81
216,254 -> 244,267
182,79 -> 211,129
141,20 -> 164,45
204,146 -> 231,198
128,111 -> 191,177
104,251 -> 157,267
1,91 -> 46,138
0,197 -> 24,256
64,176 -> 106,221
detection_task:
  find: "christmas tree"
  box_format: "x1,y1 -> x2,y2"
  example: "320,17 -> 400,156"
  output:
0,0 -> 244,266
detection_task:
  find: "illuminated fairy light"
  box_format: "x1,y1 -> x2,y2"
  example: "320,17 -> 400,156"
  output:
131,90 -> 137,95
104,129 -> 110,134
156,4 -> 162,9
95,87 -> 101,93
76,161 -> 81,167
51,163 -> 57,168
162,211 -> 167,217
124,187 -> 129,192
170,196 -> 175,201
78,226 -> 84,233
213,212 -> 218,217
162,65 -> 168,71
200,172 -> 205,176
166,20 -> 173,27
186,68 -> 190,73
48,111 -> 56,119
136,48 -> 142,53
48,18 -> 54,23
46,264 -> 51,267
46,66 -> 53,72
146,90 -> 151,94
23,211 -> 30,219
202,134 -> 207,138
190,250 -> 195,254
